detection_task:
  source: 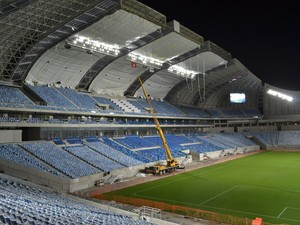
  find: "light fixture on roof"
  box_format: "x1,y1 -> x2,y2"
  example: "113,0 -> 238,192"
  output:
267,89 -> 293,102
126,52 -> 164,69
66,35 -> 120,56
167,65 -> 198,79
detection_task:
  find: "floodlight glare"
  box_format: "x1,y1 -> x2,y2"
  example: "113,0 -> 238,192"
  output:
66,35 -> 120,56
267,89 -> 293,102
127,52 -> 164,69
168,65 -> 198,79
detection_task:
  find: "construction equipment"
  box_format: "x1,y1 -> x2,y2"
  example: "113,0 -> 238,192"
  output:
138,78 -> 183,175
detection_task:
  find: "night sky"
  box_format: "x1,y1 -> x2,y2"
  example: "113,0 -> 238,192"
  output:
138,0 -> 300,91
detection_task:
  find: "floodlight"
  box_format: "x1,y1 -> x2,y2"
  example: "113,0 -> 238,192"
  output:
126,52 -> 164,69
267,89 -> 293,102
66,35 -> 120,56
167,65 -> 198,79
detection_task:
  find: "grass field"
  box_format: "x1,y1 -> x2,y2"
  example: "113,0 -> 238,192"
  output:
102,151 -> 300,225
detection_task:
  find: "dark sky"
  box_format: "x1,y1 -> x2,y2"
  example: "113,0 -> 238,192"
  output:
138,0 -> 300,91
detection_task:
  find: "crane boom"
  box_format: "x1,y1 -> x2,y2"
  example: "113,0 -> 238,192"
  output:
138,78 -> 176,166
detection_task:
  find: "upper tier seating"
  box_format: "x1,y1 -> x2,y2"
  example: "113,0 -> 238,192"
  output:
27,85 -> 77,109
179,106 -> 210,117
0,175 -> 153,225
0,85 -> 262,120
0,85 -> 34,108
57,87 -> 98,110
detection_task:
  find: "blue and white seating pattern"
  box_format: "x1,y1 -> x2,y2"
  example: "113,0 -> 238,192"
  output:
56,87 -> 98,110
0,85 -> 261,119
278,130 -> 300,146
114,135 -> 155,149
0,176 -> 154,225
101,137 -> 151,163
250,131 -> 277,145
20,142 -> 100,178
0,144 -> 64,177
64,145 -> 124,172
86,142 -> 143,167
27,85 -> 77,109
0,85 -> 34,108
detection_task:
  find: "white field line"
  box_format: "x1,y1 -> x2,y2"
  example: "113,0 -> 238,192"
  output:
133,154 -> 259,195
204,205 -> 300,223
199,186 -> 238,205
277,207 -> 287,218
133,163 -> 232,195
135,193 -> 300,223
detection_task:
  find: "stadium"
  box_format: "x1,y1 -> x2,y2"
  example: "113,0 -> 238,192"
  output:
0,0 -> 300,224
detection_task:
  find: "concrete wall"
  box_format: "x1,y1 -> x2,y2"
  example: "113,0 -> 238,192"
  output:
0,130 -> 22,143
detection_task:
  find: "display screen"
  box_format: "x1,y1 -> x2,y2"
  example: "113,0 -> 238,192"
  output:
230,93 -> 246,103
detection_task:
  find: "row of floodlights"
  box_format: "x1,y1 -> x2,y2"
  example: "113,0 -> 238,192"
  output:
67,35 -> 199,79
267,89 -> 293,102
67,35 -> 120,56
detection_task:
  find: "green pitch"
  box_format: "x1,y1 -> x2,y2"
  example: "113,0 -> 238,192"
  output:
103,151 -> 300,225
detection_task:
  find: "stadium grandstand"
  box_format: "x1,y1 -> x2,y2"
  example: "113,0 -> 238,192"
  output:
0,1 -> 300,225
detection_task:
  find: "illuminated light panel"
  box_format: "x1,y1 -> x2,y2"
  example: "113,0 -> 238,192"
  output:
168,65 -> 198,79
267,89 -> 293,102
66,35 -> 120,56
127,52 -> 164,69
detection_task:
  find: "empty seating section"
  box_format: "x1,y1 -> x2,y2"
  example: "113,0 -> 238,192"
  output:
184,134 -> 223,152
242,109 -> 261,117
0,117 -> 20,123
0,85 -> 261,119
111,99 -> 141,113
27,85 -> 77,109
85,136 -> 100,142
165,134 -> 193,144
143,136 -> 185,156
52,137 -> 64,145
0,144 -> 63,177
56,87 -> 98,110
101,137 -> 151,163
0,85 -> 33,107
152,100 -> 184,116
86,142 -> 142,167
250,131 -> 277,145
0,132 -> 259,181
128,98 -> 184,116
206,133 -> 256,149
20,142 -> 100,178
65,137 -> 83,144
137,148 -> 166,161
179,106 -> 210,117
206,109 -> 224,117
0,176 -> 153,225
92,96 -> 123,111
220,109 -> 245,118
64,145 -> 123,172
278,131 -> 300,146
114,135 -> 155,149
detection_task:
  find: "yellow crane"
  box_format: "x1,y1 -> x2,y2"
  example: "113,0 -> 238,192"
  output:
138,78 -> 181,175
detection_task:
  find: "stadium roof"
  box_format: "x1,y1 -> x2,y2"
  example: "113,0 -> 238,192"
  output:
0,0 -> 262,106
